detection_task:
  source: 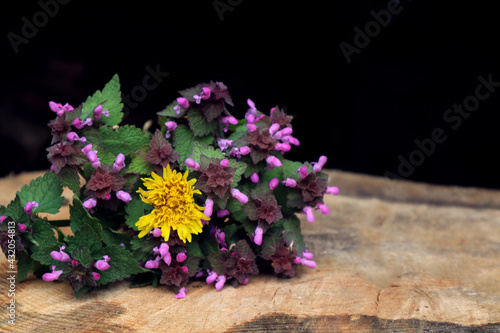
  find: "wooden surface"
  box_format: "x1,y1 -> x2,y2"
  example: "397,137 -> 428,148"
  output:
1,170 -> 500,332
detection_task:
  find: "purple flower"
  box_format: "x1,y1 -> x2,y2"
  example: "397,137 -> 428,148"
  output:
231,188 -> 248,204
72,117 -> 93,129
92,272 -> 100,281
94,255 -> 111,271
176,252 -> 187,263
215,274 -> 227,291
316,203 -> 330,215
174,287 -> 187,299
185,158 -> 200,171
67,132 -> 86,143
266,156 -> 282,169
269,178 -> 280,190
145,257 -> 161,269
49,101 -> 74,116
326,186 -> 340,195
18,224 -> 27,233
42,265 -> 63,282
217,138 -> 233,151
297,165 -> 308,179
253,226 -> 264,245
83,198 -> 97,211
250,172 -> 259,183
112,153 -> 126,172
150,227 -> 162,237
216,209 -> 230,218
206,270 -> 218,284
303,206 -> 315,222
116,190 -> 132,203
24,201 -> 39,215
312,155 -> 327,172
93,105 -> 110,121
50,245 -> 71,262
282,178 -> 297,187
164,121 -> 178,138
220,159 -> 229,167
204,198 -> 214,217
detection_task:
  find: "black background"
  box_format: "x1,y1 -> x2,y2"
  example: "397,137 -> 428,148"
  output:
1,0 -> 499,189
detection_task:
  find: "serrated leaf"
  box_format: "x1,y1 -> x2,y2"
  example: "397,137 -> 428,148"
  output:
227,159 -> 247,186
17,172 -> 63,215
71,243 -> 93,268
16,250 -> 35,282
4,196 -> 30,226
191,141 -> 224,162
75,285 -> 93,298
95,244 -> 147,286
157,100 -> 186,118
260,234 -> 281,259
67,223 -> 103,257
207,251 -> 229,275
70,196 -> 102,239
81,74 -> 123,126
117,125 -> 150,151
187,109 -> 218,137
31,219 -> 59,247
282,216 -> 305,255
173,125 -> 213,168
125,193 -> 152,230
221,224 -> 241,247
227,121 -> 247,142
186,235 -> 203,258
31,245 -> 59,266
101,229 -> 131,247
127,152 -> 155,175
226,198 -> 247,222
234,240 -> 255,260
282,159 -> 305,181
100,126 -> 134,156
57,167 -> 81,196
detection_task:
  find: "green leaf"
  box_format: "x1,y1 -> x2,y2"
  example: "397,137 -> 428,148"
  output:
234,240 -> 255,260
282,159 -> 305,181
130,272 -> 159,288
260,234 -> 281,259
207,251 -> 229,275
81,74 -> 123,126
75,285 -> 92,298
4,196 -> 30,226
17,172 -> 64,215
187,109 -> 218,137
101,229 -> 131,247
227,121 -> 247,142
99,126 -> 134,156
186,235 -> 203,258
282,216 -> 305,255
57,167 -> 81,196
173,125 -> 213,168
226,198 -> 247,222
228,159 -> 247,186
117,125 -> 150,151
67,223 -> 103,257
31,219 -> 59,247
127,151 -> 155,175
96,244 -> 148,286
157,100 -> 187,118
31,245 -> 59,266
221,223 -> 241,247
16,250 -> 35,282
191,141 -> 224,162
70,196 -> 102,239
125,193 -> 152,230
71,243 -> 93,268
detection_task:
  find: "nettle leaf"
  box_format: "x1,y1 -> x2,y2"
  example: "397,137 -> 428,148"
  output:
127,150 -> 155,175
70,196 -> 102,239
243,160 -> 265,178
207,251 -> 230,275
17,250 -> 35,282
234,240 -> 255,260
101,229 -> 131,247
96,244 -> 147,286
184,254 -> 202,277
226,198 -> 247,222
57,167 -> 81,196
187,109 -> 218,137
71,243 -> 93,268
282,216 -> 305,255
228,159 -> 247,186
157,100 -> 187,118
31,218 -> 59,247
80,127 -> 116,165
125,193 -> 152,230
186,235 -> 204,258
282,159 -> 305,181
221,223 -> 241,247
227,121 -> 247,142
117,125 -> 150,151
173,125 -> 213,168
100,126 -> 135,156
4,196 -> 30,226
67,223 -> 103,258
31,244 -> 60,266
191,141 -> 224,161
17,172 -> 64,215
81,74 -> 123,126
260,234 -> 281,259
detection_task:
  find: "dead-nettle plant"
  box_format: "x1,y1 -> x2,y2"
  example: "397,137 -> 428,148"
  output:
0,74 -> 339,298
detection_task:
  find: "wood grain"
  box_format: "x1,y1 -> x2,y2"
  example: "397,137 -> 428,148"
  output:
1,170 -> 499,332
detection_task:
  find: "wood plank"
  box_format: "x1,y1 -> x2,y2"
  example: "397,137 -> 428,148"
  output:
0,170 -> 499,332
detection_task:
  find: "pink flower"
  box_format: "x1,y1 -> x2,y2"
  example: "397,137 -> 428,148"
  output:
250,172 -> 259,183
220,116 -> 238,132
206,270 -> 218,284
231,188 -> 248,204
302,250 -> 314,260
81,144 -> 93,155
326,186 -> 340,195
145,257 -> 161,269
266,156 -> 282,169
269,178 -> 279,190
174,287 -> 187,299
312,156 -> 327,172
24,201 -> 39,215
150,227 -> 162,237
204,198 -> 214,217
177,97 -> 190,109
303,206 -> 315,222
282,135 -> 300,146
18,224 -> 27,233
50,245 -> 71,262
217,138 -> 233,151
83,198 -> 97,211
220,159 -> 229,167
275,143 -> 291,153
300,258 -> 317,269
297,165 -> 308,179
67,132 -> 86,143
112,153 -> 126,172
92,272 -> 100,281
42,265 -> 63,282
215,274 -> 227,291
176,252 -> 187,263
164,121 -> 178,138
282,178 -> 297,187
185,158 -> 200,171
216,209 -> 230,218
72,117 -> 93,129
116,191 -> 132,203
247,99 -> 257,115
94,255 -> 111,271
0,216 -> 6,223
316,203 -> 330,215
253,226 -> 263,246
194,87 -> 211,104
153,243 -> 171,266
269,123 -> 280,136
49,101 -> 74,116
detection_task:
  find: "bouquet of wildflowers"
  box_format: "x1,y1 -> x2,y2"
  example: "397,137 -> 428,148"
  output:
0,75 -> 339,298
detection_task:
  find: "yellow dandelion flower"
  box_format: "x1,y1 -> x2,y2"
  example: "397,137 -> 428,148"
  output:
136,165 -> 209,243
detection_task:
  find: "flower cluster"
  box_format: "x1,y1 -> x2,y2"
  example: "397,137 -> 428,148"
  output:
0,75 -> 339,299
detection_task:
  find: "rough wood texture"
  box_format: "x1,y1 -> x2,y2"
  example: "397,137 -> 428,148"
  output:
1,170 -> 499,332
